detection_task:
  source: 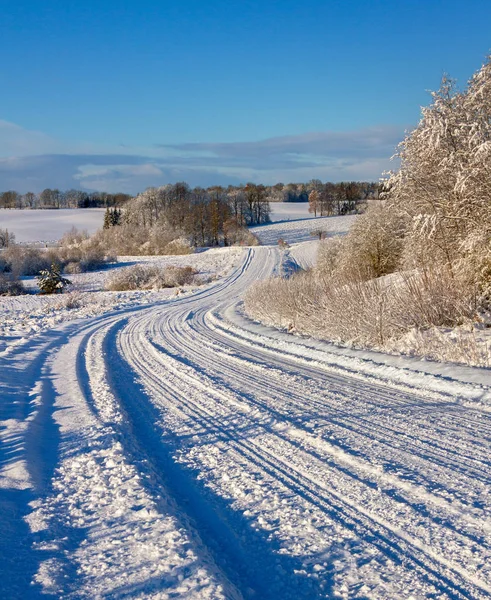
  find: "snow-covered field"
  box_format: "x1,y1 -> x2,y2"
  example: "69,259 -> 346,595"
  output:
0,208 -> 105,243
0,248 -> 242,356
1,212 -> 491,599
252,213 -> 355,246
0,203 -> 343,244
269,201 -> 312,221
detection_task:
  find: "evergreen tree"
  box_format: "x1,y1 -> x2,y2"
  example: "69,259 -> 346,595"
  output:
103,207 -> 112,229
37,263 -> 72,294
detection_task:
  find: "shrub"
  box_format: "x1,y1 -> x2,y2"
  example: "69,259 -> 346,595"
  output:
245,261 -> 480,349
59,227 -> 89,247
334,201 -> 406,283
237,229 -> 259,246
53,290 -> 86,310
105,264 -> 198,291
0,229 -> 15,248
160,265 -> 196,286
0,272 -> 26,296
87,222 -> 191,256
163,238 -> 193,255
0,240 -> 112,277
58,227 -> 114,272
2,246 -> 51,276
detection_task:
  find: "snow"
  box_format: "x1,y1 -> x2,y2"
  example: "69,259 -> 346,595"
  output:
251,213 -> 355,246
0,208 -> 105,243
1,207 -> 491,599
268,201 -> 312,221
0,247 -> 242,357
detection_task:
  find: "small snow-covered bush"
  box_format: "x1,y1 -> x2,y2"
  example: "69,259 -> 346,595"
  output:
334,201 -> 406,282
105,265 -> 151,291
2,246 -> 52,276
59,227 -> 90,247
163,238 -> 193,255
159,265 -> 197,287
53,290 -> 87,310
234,228 -> 259,246
0,229 -> 15,248
105,264 -> 198,291
0,272 -> 26,296
58,227 -> 114,272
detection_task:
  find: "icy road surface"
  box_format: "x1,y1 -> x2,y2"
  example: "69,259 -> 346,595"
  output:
1,246 -> 491,599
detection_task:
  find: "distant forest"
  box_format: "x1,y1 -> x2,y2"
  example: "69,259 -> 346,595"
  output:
0,181 -> 379,212
0,189 -> 131,209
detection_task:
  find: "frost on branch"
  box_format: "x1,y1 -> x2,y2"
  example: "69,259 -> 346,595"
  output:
246,56 -> 491,366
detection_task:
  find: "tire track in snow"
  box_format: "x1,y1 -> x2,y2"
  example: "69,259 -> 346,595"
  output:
176,317 -> 491,502
101,317 -> 327,600
118,317 -> 491,599
6,245 -> 490,598
111,247 -> 491,599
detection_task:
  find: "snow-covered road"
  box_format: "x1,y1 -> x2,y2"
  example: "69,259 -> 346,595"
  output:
1,246 -> 491,599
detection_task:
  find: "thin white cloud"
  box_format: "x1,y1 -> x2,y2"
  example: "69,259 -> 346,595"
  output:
0,120 -> 404,193
0,120 -> 60,157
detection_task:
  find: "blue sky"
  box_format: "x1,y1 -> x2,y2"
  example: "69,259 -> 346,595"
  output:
1,0 -> 490,193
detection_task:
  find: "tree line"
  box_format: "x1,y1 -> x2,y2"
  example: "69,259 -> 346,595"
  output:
307,180 -> 379,216
0,181 -> 378,213
0,189 -> 132,209
120,182 -> 271,247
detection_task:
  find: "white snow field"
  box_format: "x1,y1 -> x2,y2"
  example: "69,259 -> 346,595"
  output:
252,212 -> 356,246
0,208 -> 106,243
1,215 -> 491,599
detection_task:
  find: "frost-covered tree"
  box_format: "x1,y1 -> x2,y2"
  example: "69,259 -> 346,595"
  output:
0,228 -> 15,248
37,263 -> 72,294
308,190 -> 320,217
384,60 -> 491,282
335,201 -> 406,281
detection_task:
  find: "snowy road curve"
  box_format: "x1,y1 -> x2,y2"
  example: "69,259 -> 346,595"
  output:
1,247 -> 491,599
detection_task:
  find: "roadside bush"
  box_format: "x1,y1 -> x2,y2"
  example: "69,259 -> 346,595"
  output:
53,290 -> 87,310
105,264 -> 198,291
160,265 -> 197,286
245,263 -> 479,349
333,201 -> 406,283
237,229 -> 259,246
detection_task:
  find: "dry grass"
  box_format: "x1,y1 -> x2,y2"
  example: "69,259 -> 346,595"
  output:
244,263 -> 488,366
